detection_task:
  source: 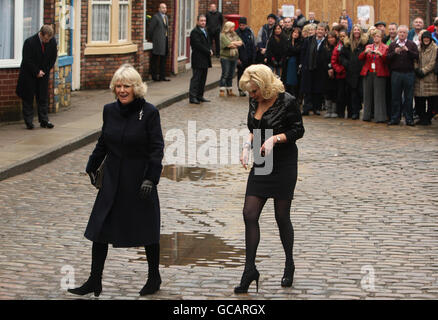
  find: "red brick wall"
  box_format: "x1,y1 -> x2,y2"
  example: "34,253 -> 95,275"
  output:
0,69 -> 21,122
409,0 -> 437,26
199,0 -> 240,15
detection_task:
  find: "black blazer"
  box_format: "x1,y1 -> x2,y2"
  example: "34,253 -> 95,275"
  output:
190,26 -> 212,69
16,33 -> 57,100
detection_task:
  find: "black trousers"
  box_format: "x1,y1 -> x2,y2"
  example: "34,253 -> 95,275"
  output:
22,78 -> 49,125
150,40 -> 168,80
189,68 -> 208,99
208,30 -> 221,56
414,96 -> 437,123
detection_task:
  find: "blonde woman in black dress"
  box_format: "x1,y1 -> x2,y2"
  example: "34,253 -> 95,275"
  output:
236,64 -> 304,293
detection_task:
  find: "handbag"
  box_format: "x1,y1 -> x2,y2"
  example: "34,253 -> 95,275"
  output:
94,156 -> 106,189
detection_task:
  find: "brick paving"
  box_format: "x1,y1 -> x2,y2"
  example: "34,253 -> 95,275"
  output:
0,89 -> 437,300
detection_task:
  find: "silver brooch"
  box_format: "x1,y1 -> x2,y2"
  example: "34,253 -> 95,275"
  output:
139,109 -> 143,120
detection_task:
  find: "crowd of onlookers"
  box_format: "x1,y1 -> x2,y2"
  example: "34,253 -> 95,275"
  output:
214,7 -> 438,126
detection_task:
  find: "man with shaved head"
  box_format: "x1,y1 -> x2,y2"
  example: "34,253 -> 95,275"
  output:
148,3 -> 170,81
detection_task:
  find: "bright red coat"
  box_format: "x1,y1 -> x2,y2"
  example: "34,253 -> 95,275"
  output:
359,43 -> 390,77
331,42 -> 346,79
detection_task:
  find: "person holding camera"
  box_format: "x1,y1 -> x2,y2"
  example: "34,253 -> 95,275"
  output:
359,29 -> 390,123
68,64 -> 165,297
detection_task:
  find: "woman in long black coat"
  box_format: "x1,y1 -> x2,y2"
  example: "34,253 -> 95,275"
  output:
340,25 -> 368,119
68,64 -> 164,297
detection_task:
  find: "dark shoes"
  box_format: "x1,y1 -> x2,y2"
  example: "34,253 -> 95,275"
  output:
25,123 -> 34,130
67,276 -> 102,297
189,98 -> 200,104
198,97 -> 210,102
160,77 -> 171,82
351,114 -> 360,120
234,267 -> 260,294
281,266 -> 295,287
139,274 -> 162,296
239,90 -> 247,97
387,121 -> 399,126
40,121 -> 54,129
406,121 -> 415,126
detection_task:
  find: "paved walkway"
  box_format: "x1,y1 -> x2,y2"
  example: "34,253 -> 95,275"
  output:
0,87 -> 437,300
0,62 -> 222,181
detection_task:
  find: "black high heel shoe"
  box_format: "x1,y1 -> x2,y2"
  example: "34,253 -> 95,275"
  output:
281,266 -> 295,287
139,275 -> 162,296
234,267 -> 260,294
67,276 -> 102,297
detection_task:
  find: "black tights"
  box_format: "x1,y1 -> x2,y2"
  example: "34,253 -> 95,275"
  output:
90,242 -> 160,279
242,196 -> 294,271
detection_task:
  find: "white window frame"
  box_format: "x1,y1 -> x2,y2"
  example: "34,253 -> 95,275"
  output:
90,0 -> 112,43
86,0 -> 137,55
0,0 -> 44,68
177,0 -> 194,61
143,0 -> 152,50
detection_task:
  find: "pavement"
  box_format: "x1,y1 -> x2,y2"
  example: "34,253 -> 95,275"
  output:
0,61 -> 222,181
0,82 -> 438,300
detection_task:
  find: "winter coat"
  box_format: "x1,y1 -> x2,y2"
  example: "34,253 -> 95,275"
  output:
331,42 -> 346,79
414,42 -> 438,97
84,98 -> 164,247
206,10 -> 223,34
236,27 -> 256,65
265,34 -> 288,68
358,43 -> 390,77
190,26 -> 212,69
300,36 -> 331,94
340,36 -> 368,88
281,38 -> 302,84
16,33 -> 57,101
148,12 -> 169,56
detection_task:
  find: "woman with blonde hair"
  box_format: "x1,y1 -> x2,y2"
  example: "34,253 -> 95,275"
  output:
219,21 -> 243,96
235,64 -> 304,293
68,64 -> 165,297
340,24 -> 368,119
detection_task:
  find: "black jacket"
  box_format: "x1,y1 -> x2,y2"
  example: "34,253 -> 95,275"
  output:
206,10 -> 223,34
236,27 -> 256,65
340,40 -> 366,88
16,33 -> 57,100
84,98 -> 164,247
300,36 -> 330,94
281,38 -> 303,84
265,34 -> 289,67
190,26 -> 212,69
247,92 -> 305,164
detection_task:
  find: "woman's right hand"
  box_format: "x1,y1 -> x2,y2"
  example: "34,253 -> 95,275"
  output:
240,148 -> 250,170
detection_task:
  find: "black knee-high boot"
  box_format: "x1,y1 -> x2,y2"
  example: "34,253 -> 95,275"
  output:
139,243 -> 161,295
68,242 -> 108,297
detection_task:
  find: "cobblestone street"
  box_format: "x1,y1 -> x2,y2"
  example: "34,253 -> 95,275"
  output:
1,89 -> 438,300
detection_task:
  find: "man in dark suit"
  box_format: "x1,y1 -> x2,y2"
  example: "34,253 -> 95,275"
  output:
304,12 -> 320,26
16,25 -> 57,130
206,3 -> 223,58
189,15 -> 213,104
148,3 -> 170,81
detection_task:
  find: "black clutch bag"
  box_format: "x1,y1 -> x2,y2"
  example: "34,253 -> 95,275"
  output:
95,157 -> 106,189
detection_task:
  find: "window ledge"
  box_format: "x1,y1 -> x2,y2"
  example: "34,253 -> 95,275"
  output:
0,60 -> 21,69
143,42 -> 153,51
84,43 -> 138,55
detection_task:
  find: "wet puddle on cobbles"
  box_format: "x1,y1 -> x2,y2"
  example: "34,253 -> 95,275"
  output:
131,232 -> 246,268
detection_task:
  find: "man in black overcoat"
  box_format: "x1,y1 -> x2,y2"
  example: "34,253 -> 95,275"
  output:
148,3 -> 170,81
206,3 -> 223,58
16,25 -> 57,129
189,15 -> 213,104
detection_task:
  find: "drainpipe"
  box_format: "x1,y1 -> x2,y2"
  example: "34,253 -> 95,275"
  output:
427,0 -> 431,26
219,0 -> 222,12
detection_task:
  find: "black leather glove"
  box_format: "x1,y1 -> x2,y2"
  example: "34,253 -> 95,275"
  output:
139,179 -> 154,199
87,171 -> 96,186
415,68 -> 425,78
